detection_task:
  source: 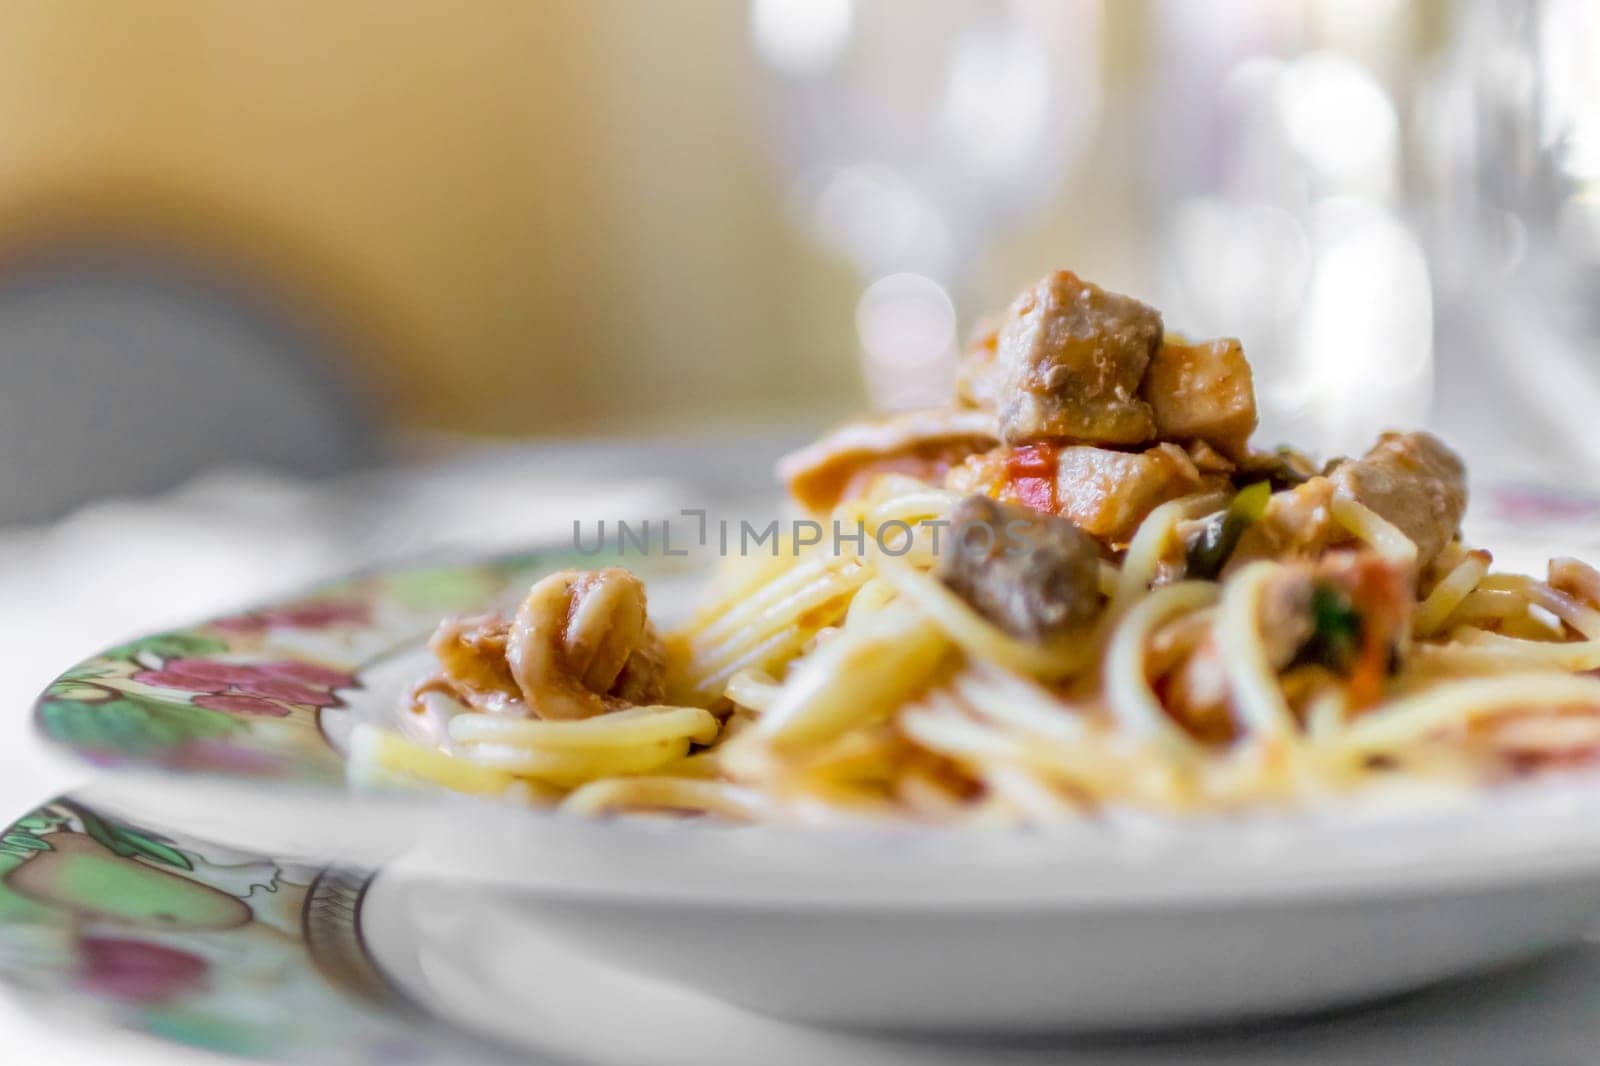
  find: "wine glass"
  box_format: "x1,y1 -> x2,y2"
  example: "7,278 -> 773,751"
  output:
1144,0 -> 1433,458
1413,0 -> 1600,476
746,0 -> 1105,408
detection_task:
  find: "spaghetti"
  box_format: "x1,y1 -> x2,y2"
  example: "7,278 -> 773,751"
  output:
351,268 -> 1600,825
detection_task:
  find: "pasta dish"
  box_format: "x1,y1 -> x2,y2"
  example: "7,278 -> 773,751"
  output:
351,269 -> 1600,825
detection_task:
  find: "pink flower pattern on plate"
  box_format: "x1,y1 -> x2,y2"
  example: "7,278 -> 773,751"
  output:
1488,483 -> 1600,524
134,658 -> 357,718
209,601 -> 370,633
77,936 -> 209,1005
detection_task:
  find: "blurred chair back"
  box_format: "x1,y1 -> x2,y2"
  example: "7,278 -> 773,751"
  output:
0,248 -> 378,525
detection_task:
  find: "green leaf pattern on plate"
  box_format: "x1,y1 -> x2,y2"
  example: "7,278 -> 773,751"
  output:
70,804 -> 193,871
38,693 -> 241,757
101,632 -> 230,664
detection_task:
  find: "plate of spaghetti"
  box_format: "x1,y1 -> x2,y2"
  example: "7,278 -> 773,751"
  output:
37,268 -> 1600,1031
359,269 -> 1600,824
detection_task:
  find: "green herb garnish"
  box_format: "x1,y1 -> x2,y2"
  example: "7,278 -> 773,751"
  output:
1301,583 -> 1362,671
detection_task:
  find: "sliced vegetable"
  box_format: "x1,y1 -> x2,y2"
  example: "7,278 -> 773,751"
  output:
1185,481 -> 1271,579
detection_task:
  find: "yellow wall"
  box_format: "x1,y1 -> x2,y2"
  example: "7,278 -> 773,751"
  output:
0,1 -> 1152,438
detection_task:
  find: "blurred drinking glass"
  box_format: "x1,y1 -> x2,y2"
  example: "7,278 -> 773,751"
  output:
747,0 -> 1104,409
1146,0 -> 1432,458
1413,0 -> 1600,476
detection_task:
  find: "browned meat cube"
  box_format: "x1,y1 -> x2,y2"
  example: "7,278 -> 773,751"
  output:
995,271 -> 1162,445
937,494 -> 1106,641
1328,431 -> 1466,564
1141,337 -> 1257,460
778,408 -> 998,512
1233,431 -> 1466,568
1054,443 -> 1206,543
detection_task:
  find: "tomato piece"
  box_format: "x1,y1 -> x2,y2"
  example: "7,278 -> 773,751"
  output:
1005,445 -> 1059,512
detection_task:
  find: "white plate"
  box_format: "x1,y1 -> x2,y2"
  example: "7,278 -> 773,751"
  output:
13,790 -> 1600,1065
33,477 -> 1600,1031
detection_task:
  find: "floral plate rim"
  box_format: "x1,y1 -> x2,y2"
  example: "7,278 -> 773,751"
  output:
0,789 -> 521,1064
31,546 -> 690,786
